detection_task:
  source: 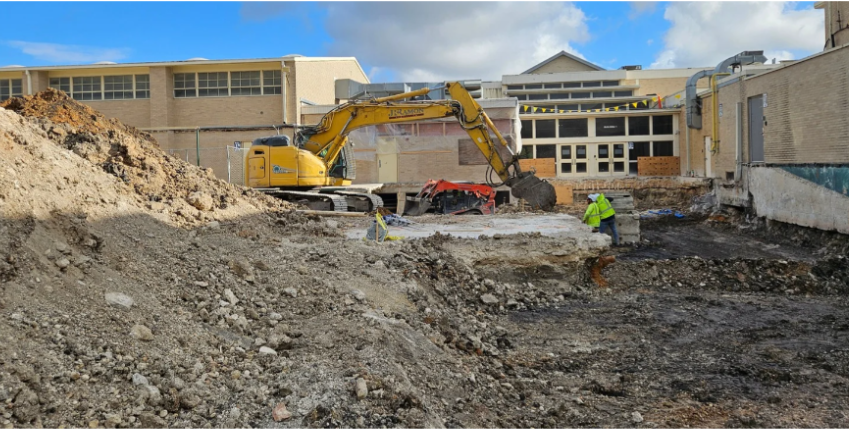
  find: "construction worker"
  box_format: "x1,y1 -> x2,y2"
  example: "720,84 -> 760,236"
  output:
595,193 -> 619,245
582,195 -> 601,232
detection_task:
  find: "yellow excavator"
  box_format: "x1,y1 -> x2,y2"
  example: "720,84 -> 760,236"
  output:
244,81 -> 556,212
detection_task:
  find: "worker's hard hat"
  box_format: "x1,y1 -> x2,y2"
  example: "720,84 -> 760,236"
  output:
588,193 -> 599,202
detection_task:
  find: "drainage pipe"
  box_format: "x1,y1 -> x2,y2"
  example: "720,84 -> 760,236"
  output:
710,73 -> 729,153
25,70 -> 32,95
195,128 -> 200,166
735,102 -> 743,180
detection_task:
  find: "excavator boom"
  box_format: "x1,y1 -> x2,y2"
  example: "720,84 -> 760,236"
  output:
247,82 -> 557,211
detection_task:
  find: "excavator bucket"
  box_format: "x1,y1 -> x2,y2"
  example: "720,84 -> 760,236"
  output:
403,197 -> 432,216
506,173 -> 557,211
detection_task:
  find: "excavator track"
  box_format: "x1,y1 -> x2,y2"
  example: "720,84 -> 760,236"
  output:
320,191 -> 384,212
262,190 -> 349,212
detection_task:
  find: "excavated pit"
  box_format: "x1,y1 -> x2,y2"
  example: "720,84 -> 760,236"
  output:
1,91 -> 848,428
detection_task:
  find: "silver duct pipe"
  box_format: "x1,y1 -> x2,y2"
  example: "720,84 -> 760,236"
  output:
685,51 -> 767,129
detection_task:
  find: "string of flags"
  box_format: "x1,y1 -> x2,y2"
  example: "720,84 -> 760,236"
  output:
521,93 -> 683,114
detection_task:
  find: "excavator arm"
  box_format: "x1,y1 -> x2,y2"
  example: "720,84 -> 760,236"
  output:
293,82 -> 556,210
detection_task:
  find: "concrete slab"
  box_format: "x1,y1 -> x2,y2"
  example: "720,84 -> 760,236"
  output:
346,214 -> 610,247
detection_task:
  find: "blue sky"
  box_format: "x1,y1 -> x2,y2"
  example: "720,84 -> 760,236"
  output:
1,2 -> 824,82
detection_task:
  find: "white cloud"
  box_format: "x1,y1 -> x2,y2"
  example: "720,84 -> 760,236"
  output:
649,2 -> 823,69
7,41 -> 129,64
629,1 -> 658,20
321,2 -> 593,81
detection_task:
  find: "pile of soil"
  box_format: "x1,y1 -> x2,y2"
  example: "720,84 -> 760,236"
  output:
1,89 -> 296,227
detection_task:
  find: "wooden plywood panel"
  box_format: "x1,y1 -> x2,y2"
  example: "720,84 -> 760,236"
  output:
637,156 -> 680,176
554,184 -> 573,205
518,158 -> 556,178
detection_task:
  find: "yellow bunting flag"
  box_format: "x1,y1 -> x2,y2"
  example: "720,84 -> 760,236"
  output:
675,94 -> 681,99
533,107 -> 538,112
651,97 -> 658,102
523,105 -> 529,112
631,102 -> 638,108
594,109 -> 600,112
604,108 -> 610,112
614,106 -> 620,111
641,100 -> 648,106
559,110 -> 564,113
541,108 -> 546,113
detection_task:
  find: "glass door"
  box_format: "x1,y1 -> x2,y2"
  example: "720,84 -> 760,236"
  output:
612,143 -> 627,175
594,144 -> 611,176
559,144 -> 589,178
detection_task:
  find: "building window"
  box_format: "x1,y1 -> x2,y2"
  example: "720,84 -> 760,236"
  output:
598,144 -> 609,158
525,84 -> 542,90
653,115 -> 674,134
543,83 -> 561,89
536,144 -> 556,159
174,73 -> 196,98
561,146 -> 571,159
535,120 -> 556,138
558,118 -> 588,138
198,72 -> 228,97
614,90 -> 633,97
596,117 -> 626,136
602,80 -> 619,87
0,79 -> 23,101
628,116 -> 650,135
629,141 -> 651,175
104,75 -> 134,100
135,75 -> 150,99
72,76 -> 102,101
231,71 -> 262,96
582,103 -> 603,111
519,145 -> 534,159
506,85 -> 523,90
614,161 -> 625,172
520,120 -> 533,139
528,93 -> 548,100
583,81 -> 601,87
558,104 -> 580,112
515,94 -> 527,100
653,141 -> 674,156
262,70 -> 282,94
592,91 -> 612,98
49,77 -> 71,93
549,93 -> 569,100
571,92 -> 591,99
613,144 -> 625,158
563,82 -> 581,88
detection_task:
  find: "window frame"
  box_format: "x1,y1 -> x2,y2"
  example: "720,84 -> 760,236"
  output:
72,76 -> 103,101
174,73 -> 197,98
231,71 -> 262,96
0,78 -> 23,101
103,75 -> 134,100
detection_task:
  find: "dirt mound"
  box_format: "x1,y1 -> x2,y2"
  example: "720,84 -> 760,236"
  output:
2,89 -> 295,226
1,88 -> 118,135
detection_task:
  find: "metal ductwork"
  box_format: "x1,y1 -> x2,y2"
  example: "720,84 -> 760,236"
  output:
685,51 -> 767,129
335,79 -> 482,101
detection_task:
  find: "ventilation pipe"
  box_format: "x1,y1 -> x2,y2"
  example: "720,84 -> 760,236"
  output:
685,51 -> 767,130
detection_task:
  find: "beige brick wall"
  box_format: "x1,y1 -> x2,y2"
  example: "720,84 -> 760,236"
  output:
172,96 -> 281,127
149,67 -> 172,127
637,77 -> 689,98
686,44 -> 849,178
397,152 -> 491,183
528,57 -> 598,74
87,100 -> 151,128
293,59 -> 369,122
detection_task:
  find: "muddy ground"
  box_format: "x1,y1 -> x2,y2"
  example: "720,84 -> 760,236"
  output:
2,92 -> 849,429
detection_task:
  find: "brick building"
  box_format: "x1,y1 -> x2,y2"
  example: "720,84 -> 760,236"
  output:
666,2 -> 849,233
0,55 -> 369,179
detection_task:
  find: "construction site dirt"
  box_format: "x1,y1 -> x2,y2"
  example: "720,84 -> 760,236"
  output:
1,92 -> 848,429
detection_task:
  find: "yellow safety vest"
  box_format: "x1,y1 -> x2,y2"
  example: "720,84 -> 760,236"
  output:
583,203 -> 601,228
596,193 -> 615,220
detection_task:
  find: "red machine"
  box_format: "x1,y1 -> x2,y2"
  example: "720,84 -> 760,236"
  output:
403,179 -> 496,216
